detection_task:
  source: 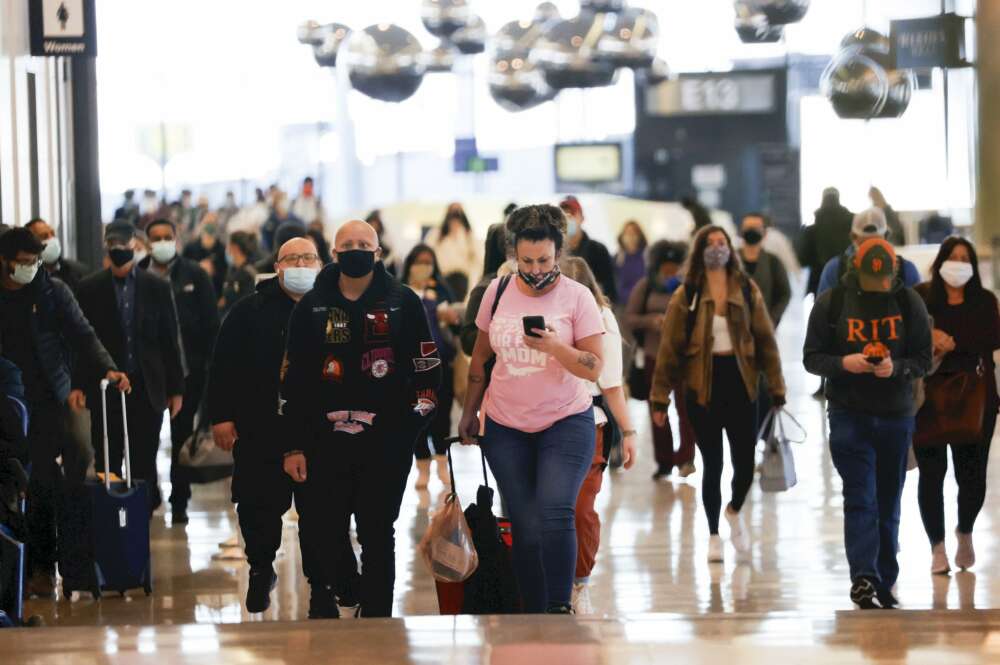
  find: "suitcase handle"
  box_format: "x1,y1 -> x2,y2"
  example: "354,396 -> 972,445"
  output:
100,378 -> 132,491
442,436 -> 489,492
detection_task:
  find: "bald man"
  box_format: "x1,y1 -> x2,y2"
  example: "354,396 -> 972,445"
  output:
207,236 -> 358,617
281,219 -> 443,618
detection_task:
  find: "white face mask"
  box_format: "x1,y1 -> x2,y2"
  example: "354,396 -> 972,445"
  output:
11,262 -> 39,286
282,267 -> 319,294
940,260 -> 974,288
41,238 -> 62,265
151,240 -> 177,264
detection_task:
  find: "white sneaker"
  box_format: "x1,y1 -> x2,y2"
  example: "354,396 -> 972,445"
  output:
571,583 -> 594,615
725,507 -> 750,556
931,542 -> 951,575
708,535 -> 724,563
955,530 -> 976,570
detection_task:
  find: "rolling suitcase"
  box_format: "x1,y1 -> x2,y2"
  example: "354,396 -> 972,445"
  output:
60,379 -> 152,598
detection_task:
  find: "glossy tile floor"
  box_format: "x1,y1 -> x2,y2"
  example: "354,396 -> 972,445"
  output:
6,295 -> 1000,663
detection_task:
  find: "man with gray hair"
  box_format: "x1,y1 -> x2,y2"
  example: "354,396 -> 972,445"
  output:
817,207 -> 922,295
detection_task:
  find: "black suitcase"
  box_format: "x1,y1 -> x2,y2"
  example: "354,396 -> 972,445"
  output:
60,380 -> 152,598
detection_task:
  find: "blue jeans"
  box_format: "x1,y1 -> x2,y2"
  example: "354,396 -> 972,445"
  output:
828,408 -> 914,590
482,409 -> 595,613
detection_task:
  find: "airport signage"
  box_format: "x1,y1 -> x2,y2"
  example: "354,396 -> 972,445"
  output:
646,73 -> 777,116
29,0 -> 97,57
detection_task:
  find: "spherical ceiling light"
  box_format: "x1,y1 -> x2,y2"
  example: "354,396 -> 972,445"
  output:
343,24 -> 426,103
534,2 -> 562,22
734,3 -> 784,43
840,26 -> 892,56
421,0 -> 472,40
297,20 -> 325,46
580,0 -> 628,12
421,42 -> 457,73
745,0 -> 810,26
532,14 -> 618,90
450,15 -> 487,55
640,57 -> 671,85
594,7 -> 659,69
877,67 -> 917,118
489,53 -> 556,112
312,23 -> 351,67
821,50 -> 890,119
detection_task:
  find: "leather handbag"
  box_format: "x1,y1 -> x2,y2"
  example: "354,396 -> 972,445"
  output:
914,361 -> 988,448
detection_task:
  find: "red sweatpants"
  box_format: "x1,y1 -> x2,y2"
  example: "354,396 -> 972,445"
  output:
575,426 -> 605,580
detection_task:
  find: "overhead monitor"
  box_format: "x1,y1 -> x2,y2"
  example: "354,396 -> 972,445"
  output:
554,143 -> 622,185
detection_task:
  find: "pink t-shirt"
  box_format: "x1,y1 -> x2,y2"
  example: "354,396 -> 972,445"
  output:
476,275 -> 605,433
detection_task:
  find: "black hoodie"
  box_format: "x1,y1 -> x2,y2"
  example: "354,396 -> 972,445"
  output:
281,262 -> 442,457
803,272 -> 932,417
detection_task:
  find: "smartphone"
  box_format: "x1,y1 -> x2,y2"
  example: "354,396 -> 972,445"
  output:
865,355 -> 882,365
523,315 -> 546,338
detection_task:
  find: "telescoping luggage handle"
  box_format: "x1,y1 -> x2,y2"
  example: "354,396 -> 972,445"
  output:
100,378 -> 132,491
443,436 -> 489,493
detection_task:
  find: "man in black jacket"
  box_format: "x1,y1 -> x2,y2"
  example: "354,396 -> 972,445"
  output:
0,228 -> 129,597
76,221 -> 185,513
804,238 -> 932,610
208,236 -> 359,617
797,187 -> 854,297
26,218 -> 89,293
560,196 -> 618,304
282,219 -> 442,618
143,218 -> 219,524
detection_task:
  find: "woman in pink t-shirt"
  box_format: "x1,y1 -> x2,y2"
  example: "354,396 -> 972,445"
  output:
458,205 -> 605,614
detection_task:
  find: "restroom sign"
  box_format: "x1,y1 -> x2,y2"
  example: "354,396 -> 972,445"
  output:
29,0 -> 98,56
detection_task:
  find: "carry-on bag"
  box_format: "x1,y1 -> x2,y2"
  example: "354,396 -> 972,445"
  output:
177,405 -> 233,484
758,407 -> 805,493
60,379 -> 152,598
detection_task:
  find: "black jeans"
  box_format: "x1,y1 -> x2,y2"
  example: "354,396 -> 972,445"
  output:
25,398 -> 89,575
299,437 -> 411,617
91,377 -> 165,511
914,409 -> 998,544
686,356 -> 758,535
169,370 -> 206,510
414,362 -> 454,460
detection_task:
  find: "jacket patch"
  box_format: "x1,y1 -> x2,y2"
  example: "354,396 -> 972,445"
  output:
325,308 -> 351,344
413,389 -> 437,416
365,309 -> 390,343
420,341 -> 438,357
362,347 -> 395,378
321,355 -> 343,382
413,357 -> 441,373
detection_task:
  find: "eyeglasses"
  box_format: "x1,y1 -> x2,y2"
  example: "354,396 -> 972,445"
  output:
277,253 -> 320,266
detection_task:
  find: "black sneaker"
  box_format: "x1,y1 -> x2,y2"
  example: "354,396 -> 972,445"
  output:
545,604 -> 575,615
850,578 -> 883,610
171,506 -> 189,526
308,584 -> 340,619
246,567 -> 277,613
651,465 -> 672,481
877,586 -> 900,610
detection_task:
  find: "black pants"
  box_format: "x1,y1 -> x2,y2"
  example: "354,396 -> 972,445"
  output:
169,370 -> 206,510
232,449 -> 360,599
91,377 -> 165,511
300,439 -> 411,617
415,362 -> 454,460
25,398 -> 90,575
914,409 -> 997,544
686,356 -> 758,535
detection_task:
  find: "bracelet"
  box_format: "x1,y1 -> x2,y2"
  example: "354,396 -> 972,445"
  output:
622,429 -> 637,438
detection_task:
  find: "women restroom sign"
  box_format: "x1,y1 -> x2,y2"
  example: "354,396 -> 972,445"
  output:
29,0 -> 98,56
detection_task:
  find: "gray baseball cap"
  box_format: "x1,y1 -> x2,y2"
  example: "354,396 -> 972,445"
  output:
851,207 -> 888,239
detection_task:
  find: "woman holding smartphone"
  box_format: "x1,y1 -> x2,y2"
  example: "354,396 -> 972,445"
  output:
459,204 -> 605,614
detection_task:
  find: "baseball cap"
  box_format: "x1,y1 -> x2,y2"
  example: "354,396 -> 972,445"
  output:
852,207 -> 888,239
559,196 -> 582,218
104,219 -> 136,244
854,237 -> 896,278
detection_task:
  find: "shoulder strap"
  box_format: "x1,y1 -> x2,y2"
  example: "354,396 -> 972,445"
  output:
827,285 -> 846,329
490,275 -> 512,321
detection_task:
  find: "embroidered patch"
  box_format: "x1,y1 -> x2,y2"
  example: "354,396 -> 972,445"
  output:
321,355 -> 343,382
413,398 -> 436,417
365,309 -> 390,343
325,308 -> 351,344
420,341 -> 438,357
413,357 -> 442,373
361,347 -> 395,378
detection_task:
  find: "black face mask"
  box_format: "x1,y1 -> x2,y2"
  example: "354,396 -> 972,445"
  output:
742,229 -> 764,246
337,249 -> 375,278
109,248 -> 135,268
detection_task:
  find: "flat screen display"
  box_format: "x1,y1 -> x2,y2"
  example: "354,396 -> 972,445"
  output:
555,143 -> 622,184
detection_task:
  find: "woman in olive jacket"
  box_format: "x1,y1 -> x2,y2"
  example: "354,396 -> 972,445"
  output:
650,225 -> 785,563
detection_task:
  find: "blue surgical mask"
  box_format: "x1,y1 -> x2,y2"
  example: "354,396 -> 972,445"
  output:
282,267 -> 319,294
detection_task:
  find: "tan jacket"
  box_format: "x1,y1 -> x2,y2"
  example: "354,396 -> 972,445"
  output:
650,273 -> 785,408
